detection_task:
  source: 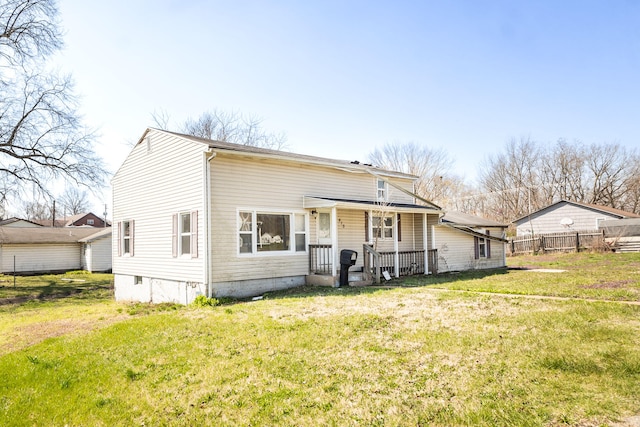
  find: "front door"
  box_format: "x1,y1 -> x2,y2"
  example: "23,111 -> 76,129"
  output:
317,211 -> 332,245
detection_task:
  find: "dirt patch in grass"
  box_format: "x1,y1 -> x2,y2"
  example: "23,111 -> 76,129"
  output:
582,280 -> 636,289
2,314 -> 129,356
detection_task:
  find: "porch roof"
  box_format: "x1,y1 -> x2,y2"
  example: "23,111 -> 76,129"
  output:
303,196 -> 443,214
442,224 -> 509,243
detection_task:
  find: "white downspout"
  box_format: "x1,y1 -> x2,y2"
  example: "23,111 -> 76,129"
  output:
205,149 -> 217,297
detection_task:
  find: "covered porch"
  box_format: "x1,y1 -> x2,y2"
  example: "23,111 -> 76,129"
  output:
303,196 -> 442,286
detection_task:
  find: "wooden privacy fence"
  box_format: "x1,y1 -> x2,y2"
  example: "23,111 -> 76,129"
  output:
509,230 -> 605,255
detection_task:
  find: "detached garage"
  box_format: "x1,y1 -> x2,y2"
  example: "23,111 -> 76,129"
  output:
0,227 -> 112,274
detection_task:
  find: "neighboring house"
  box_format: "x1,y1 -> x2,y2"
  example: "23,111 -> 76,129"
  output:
599,218 -> 640,253
0,217 -> 42,228
79,228 -> 113,272
434,211 -> 508,273
112,128 -> 449,304
0,227 -> 112,274
64,212 -> 110,227
33,212 -> 110,228
513,200 -> 640,236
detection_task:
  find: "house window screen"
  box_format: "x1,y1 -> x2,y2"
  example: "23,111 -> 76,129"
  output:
294,214 -> 306,252
180,213 -> 191,255
373,215 -> 393,239
239,211 -> 253,253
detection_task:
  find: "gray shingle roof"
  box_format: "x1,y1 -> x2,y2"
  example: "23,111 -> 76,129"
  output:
0,227 -> 102,244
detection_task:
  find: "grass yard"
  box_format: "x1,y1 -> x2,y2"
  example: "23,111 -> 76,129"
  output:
0,254 -> 639,426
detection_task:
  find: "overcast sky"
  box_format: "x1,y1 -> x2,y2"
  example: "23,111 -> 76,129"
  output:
52,0 -> 640,214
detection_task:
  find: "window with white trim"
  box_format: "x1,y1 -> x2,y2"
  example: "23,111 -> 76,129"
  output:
478,236 -> 487,257
294,213 -> 306,251
377,179 -> 387,201
372,215 -> 393,240
474,230 -> 491,259
239,211 -> 253,253
238,210 -> 307,254
180,212 -> 191,255
172,211 -> 198,258
121,220 -> 133,255
87,219 -> 94,225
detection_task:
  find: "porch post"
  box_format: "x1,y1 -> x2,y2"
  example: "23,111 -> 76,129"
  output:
423,213 -> 429,275
393,211 -> 399,278
331,206 -> 338,279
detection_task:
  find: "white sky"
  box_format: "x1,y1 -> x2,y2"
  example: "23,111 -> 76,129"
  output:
50,0 -> 640,216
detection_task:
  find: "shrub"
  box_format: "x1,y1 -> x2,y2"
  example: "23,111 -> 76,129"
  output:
192,295 -> 219,307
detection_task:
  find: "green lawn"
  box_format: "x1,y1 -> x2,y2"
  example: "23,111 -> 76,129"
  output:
0,255 -> 639,426
402,252 -> 640,302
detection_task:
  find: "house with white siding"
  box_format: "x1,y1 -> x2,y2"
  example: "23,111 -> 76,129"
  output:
513,200 -> 640,236
0,227 -> 112,274
112,128 -> 456,304
433,211 -> 508,273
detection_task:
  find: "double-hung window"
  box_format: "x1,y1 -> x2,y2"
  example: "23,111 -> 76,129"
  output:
238,210 -> 307,254
478,236 -> 487,257
180,213 -> 191,255
120,220 -> 134,256
172,211 -> 198,258
474,230 -> 491,259
377,179 -> 387,201
372,215 -> 393,240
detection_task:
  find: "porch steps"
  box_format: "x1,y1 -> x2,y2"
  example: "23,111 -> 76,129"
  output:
347,271 -> 373,287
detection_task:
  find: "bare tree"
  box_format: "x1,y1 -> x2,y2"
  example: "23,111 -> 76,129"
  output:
22,200 -> 50,220
620,154 -> 640,213
539,139 -> 587,203
585,142 -> 629,208
477,137 -> 542,222
368,141 -> 461,205
478,137 -> 640,221
152,108 -> 288,150
58,186 -> 90,215
0,0 -> 107,203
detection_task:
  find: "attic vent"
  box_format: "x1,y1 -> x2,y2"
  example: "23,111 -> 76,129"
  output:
146,136 -> 152,152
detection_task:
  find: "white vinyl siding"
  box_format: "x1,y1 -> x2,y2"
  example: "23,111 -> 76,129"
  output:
112,130 -> 205,283
1,244 -> 82,273
434,226 -> 506,273
516,202 -> 621,235
81,237 -> 112,272
209,155 -> 417,284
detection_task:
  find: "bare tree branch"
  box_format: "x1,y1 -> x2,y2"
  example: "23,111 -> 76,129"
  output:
368,141 -> 462,206
181,108 -> 288,150
0,0 -> 107,205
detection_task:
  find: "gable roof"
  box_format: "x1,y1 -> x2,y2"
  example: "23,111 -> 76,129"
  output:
439,211 -> 508,243
441,211 -> 508,228
30,212 -> 109,228
0,217 -> 42,227
513,200 -> 640,225
0,227 -> 101,244
139,128 -> 420,181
